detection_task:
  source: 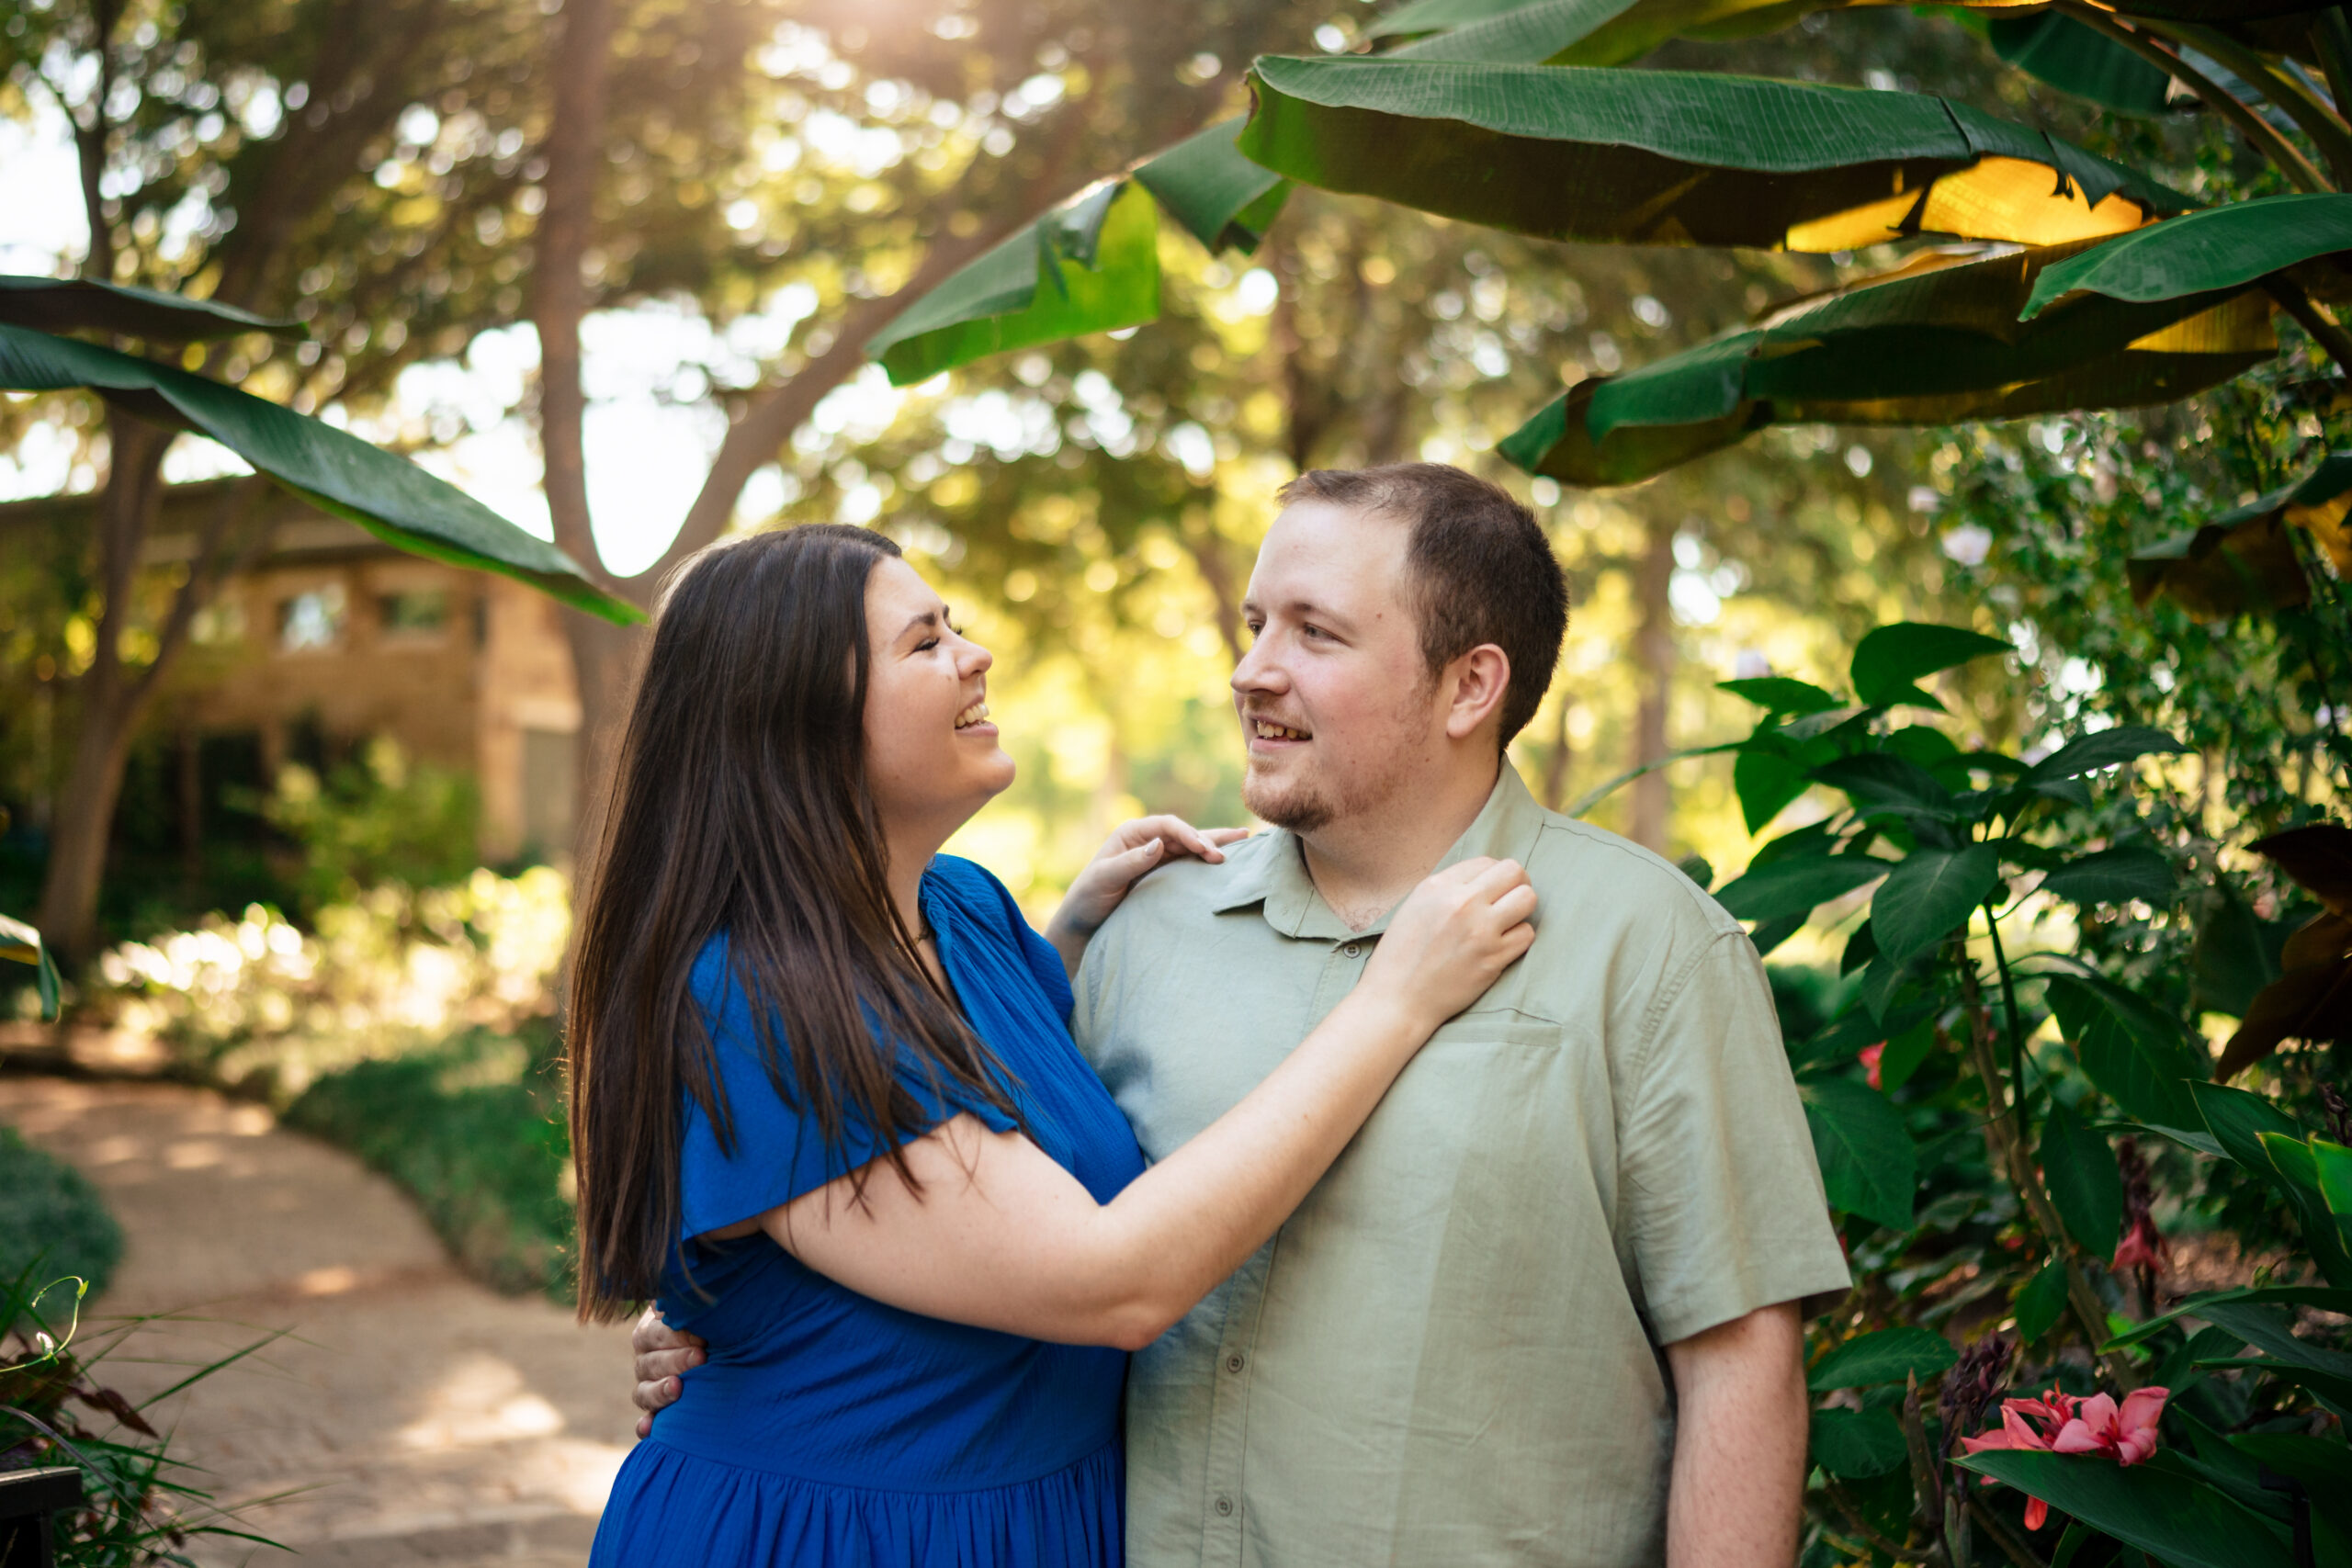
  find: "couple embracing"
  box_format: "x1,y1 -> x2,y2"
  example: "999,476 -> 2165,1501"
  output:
567,463 -> 1849,1568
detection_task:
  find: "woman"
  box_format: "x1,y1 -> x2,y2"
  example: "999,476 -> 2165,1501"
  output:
570,525 -> 1533,1568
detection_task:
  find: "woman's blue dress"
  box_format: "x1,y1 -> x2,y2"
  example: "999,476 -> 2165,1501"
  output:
588,856 -> 1147,1568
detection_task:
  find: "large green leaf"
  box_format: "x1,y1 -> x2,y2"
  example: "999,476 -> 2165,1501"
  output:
1807,1325 -> 1957,1391
1130,117 -> 1289,253
1501,243 -> 2270,487
1800,1076 -> 1917,1232
1956,1452 -> 2295,1568
2103,1284 -> 2352,1350
0,276 -> 298,342
2021,724 -> 2190,784
1714,853 -> 1887,922
1718,676 -> 1839,715
0,913 -> 59,1022
1811,752 -> 1957,820
1871,843 -> 2000,968
2044,972 -> 2208,1129
0,322 -> 638,625
869,180 -> 1160,387
2023,196 -> 2352,321
2041,1100 -> 2124,1257
1810,1407 -> 1908,1477
1732,748 -> 1812,835
1984,14 -> 2175,117
2040,845 -> 2177,906
1237,55 -> 2186,254
1850,622 -> 2014,709
868,118 -> 1297,384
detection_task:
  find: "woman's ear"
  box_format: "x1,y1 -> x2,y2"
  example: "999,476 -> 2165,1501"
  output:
1442,645 -> 1512,741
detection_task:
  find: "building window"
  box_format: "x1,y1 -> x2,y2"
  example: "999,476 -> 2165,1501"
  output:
379,588 -> 449,642
277,584 -> 346,652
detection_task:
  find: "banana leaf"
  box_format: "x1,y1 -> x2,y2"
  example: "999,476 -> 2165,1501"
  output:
0,913 -> 60,1021
1500,243 -> 2273,485
2132,449 -> 2352,615
1371,0 -> 2335,66
1237,55 -> 2188,254
1984,13 -> 2176,117
0,321 -> 640,625
0,276 -> 298,342
2024,195 -> 2352,321
866,120 -> 1291,385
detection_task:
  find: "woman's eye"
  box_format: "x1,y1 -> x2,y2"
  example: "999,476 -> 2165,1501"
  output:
916,637 -> 941,652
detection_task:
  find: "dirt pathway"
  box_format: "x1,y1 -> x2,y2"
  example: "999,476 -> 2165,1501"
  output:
2,1076 -> 639,1566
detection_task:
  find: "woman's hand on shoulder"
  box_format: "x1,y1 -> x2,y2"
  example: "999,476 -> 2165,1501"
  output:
1358,857 -> 1537,1035
1044,816 -> 1250,976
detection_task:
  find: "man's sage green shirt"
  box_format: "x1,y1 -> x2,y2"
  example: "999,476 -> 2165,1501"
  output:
1070,769 -> 1849,1568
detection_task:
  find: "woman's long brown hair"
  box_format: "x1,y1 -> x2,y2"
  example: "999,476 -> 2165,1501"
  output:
567,525 -> 1016,1322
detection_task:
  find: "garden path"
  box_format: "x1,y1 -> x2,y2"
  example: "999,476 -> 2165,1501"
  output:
1,1075 -> 637,1567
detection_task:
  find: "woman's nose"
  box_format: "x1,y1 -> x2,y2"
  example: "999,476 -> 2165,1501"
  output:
959,637 -> 993,676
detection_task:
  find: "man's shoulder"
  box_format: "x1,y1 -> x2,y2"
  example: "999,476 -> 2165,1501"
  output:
1520,809 -> 1746,943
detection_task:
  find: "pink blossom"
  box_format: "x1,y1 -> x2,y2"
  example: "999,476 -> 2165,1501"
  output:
1958,1386 -> 2167,1530
1860,1043 -> 1884,1091
2112,1214 -> 2169,1274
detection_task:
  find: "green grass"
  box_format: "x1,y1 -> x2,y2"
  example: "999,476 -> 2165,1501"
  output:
0,1123 -> 125,1298
283,1025 -> 575,1300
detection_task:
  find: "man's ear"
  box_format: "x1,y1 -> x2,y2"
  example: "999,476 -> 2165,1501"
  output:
1442,644 -> 1512,742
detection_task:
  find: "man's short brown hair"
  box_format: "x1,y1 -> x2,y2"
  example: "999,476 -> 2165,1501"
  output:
1277,463 -> 1566,748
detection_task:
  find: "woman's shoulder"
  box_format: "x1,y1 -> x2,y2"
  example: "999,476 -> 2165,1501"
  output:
925,855 -> 1023,931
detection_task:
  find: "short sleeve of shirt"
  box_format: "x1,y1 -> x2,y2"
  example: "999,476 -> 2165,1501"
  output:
676,938 -> 1018,1238
1620,930 -> 1851,1343
935,856 -> 1075,1027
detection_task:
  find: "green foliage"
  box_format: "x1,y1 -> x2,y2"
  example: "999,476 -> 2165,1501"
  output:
1,1268 -> 282,1565
282,1026 -> 574,1300
262,738 -> 482,913
0,1128 -> 121,1297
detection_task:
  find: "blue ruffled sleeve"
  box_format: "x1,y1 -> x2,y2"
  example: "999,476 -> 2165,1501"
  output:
928,856 -> 1075,1026
675,936 -> 1018,1238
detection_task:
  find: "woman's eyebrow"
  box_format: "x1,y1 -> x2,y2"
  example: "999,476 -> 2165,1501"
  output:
896,608 -> 942,641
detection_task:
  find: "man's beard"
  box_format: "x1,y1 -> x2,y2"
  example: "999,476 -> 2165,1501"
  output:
1242,766 -> 1337,834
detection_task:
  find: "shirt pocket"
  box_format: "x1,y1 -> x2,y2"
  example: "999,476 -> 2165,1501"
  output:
1425,1006 -> 1564,1054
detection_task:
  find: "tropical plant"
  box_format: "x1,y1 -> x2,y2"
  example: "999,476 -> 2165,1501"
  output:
1,1269 -> 285,1566
857,0 -> 2352,626
1582,621 -> 2351,1568
0,271 -> 633,969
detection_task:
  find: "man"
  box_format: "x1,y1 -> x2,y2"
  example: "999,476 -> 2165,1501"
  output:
635,464 -> 1849,1565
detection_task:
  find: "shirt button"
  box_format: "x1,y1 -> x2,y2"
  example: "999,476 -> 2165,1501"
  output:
1216,1495 -> 1235,1517
1341,943 -> 1361,958
1226,1353 -> 1245,1374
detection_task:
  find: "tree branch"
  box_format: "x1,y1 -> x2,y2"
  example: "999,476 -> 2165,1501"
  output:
2158,19 -> 2352,188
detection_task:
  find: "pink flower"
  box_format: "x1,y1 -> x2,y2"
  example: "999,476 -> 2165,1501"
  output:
2112,1214 -> 2169,1274
1860,1043 -> 1884,1091
1958,1386 -> 2167,1529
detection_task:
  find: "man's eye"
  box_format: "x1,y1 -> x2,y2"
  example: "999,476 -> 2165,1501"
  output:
1303,623 -> 1329,640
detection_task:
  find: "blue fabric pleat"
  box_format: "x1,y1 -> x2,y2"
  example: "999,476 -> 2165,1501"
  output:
591,1438 -> 1124,1568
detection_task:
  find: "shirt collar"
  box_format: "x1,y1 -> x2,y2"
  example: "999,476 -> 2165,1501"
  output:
1207,766 -> 1551,942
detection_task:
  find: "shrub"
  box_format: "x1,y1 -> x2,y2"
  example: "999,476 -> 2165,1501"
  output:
0,1129 -> 121,1299
95,865 -> 568,1104
282,1026 -> 573,1300
263,737 -> 482,914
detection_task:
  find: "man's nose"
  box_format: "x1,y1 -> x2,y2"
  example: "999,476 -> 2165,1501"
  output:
1231,638 -> 1283,695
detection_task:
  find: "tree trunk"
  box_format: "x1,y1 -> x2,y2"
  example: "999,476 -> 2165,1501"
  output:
1626,513 -> 1676,852
1539,694 -> 1575,813
34,414 -> 171,965
527,0 -> 624,881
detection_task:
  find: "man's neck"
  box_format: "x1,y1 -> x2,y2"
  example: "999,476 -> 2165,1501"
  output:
1297,757 -> 1502,932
